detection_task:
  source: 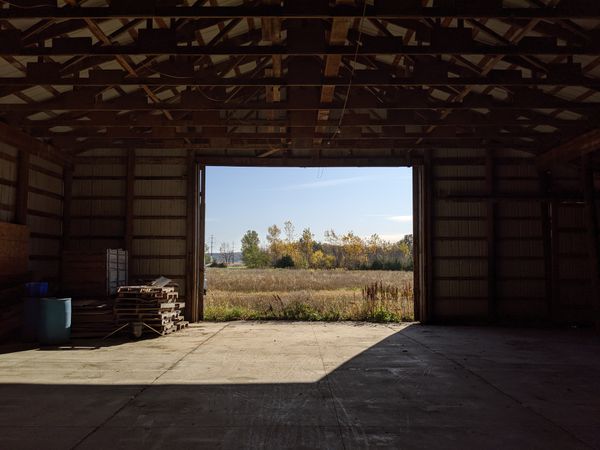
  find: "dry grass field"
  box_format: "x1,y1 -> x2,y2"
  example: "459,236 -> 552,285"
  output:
205,268 -> 414,322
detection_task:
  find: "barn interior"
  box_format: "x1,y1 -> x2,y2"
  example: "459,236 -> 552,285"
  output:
0,0 -> 600,448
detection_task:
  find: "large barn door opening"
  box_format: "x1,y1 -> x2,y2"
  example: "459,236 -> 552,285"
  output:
201,166 -> 414,323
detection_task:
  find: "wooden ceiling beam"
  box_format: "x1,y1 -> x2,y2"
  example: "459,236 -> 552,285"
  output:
1,95 -> 598,111
0,5 -> 597,21
3,42 -> 600,57
18,115 -> 586,128
0,74 -> 596,88
63,139 -> 540,153
193,156 -> 416,168
28,128 -> 555,140
538,129 -> 600,168
0,121 -> 70,165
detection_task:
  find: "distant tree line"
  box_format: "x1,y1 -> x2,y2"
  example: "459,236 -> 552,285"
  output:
239,220 -> 413,271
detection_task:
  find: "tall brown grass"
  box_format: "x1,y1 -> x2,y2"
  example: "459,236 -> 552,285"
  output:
205,268 -> 414,322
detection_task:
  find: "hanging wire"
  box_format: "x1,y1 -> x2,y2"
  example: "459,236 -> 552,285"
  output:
327,0 -> 369,145
318,0 -> 369,181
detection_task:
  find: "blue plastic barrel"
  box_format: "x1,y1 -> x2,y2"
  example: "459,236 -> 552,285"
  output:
39,298 -> 71,345
22,297 -> 40,342
25,282 -> 48,298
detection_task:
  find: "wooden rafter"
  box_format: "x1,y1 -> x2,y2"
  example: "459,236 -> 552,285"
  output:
0,1 -> 598,160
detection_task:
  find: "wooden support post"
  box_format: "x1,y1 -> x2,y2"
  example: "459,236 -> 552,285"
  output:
412,166 -> 421,322
486,150 -> 497,322
550,195 -> 560,319
15,149 -> 29,225
582,155 -> 600,328
186,153 -> 200,322
539,170 -> 554,320
198,165 -> 206,321
423,151 -> 434,322
124,150 -> 135,253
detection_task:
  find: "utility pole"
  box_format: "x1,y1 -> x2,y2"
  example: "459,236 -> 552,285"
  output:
210,234 -> 214,261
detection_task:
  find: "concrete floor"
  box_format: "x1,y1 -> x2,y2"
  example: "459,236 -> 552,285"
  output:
0,322 -> 598,450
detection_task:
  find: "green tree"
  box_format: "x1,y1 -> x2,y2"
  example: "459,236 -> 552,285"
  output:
275,255 -> 295,268
241,230 -> 269,268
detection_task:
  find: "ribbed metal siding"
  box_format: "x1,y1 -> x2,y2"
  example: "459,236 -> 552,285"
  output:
428,149 -> 594,323
27,155 -> 64,281
431,150 -> 488,318
132,149 -> 188,295
0,143 -> 17,223
73,148 -> 190,298
495,160 -> 546,318
71,149 -> 126,251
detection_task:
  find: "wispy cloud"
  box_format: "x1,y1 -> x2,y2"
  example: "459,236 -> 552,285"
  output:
365,214 -> 413,223
388,215 -> 413,223
278,176 -> 373,191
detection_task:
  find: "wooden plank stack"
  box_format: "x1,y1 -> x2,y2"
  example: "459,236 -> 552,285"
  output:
71,298 -> 117,338
115,285 -> 188,336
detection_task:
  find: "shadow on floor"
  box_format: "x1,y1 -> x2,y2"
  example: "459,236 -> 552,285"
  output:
0,324 -> 598,450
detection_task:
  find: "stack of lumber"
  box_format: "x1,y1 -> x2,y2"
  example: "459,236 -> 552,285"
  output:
71,298 -> 116,338
115,285 -> 188,336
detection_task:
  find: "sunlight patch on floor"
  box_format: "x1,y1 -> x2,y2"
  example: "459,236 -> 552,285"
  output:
0,322 -> 410,385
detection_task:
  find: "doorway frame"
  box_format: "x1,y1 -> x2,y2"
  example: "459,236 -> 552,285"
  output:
188,157 -> 423,323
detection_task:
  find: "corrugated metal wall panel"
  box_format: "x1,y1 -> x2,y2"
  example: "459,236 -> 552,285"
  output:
71,151 -> 126,251
72,199 -> 125,217
0,145 -> 64,281
136,164 -> 186,178
133,154 -> 188,296
430,151 -> 489,318
132,239 -> 187,256
0,143 -> 17,222
133,219 -> 186,236
134,199 -> 186,216
72,149 -> 191,298
433,298 -> 488,318
428,149 -> 594,323
135,179 -> 186,196
27,155 -> 64,281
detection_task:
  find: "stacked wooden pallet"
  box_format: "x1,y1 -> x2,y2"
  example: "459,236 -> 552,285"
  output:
115,285 -> 188,336
71,298 -> 116,338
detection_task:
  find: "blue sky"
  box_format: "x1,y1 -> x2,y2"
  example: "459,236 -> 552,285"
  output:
205,167 -> 413,251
